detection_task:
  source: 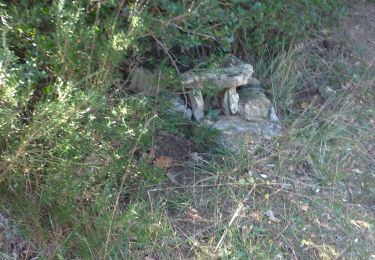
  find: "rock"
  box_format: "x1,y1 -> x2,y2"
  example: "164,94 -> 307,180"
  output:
189,89 -> 204,120
221,86 -> 239,115
172,97 -> 192,120
128,68 -> 155,94
212,116 -> 281,137
238,87 -> 272,120
177,55 -> 282,149
181,63 -> 254,90
211,116 -> 281,153
269,106 -> 280,122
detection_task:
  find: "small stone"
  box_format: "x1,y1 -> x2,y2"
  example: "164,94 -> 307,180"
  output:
269,106 -> 280,122
189,89 -> 204,121
221,87 -> 239,115
128,68 -> 155,95
171,97 -> 193,120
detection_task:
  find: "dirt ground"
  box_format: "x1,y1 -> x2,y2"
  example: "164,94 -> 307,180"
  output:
344,0 -> 375,67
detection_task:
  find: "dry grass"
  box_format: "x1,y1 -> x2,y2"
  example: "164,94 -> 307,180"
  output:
2,5 -> 375,259
122,31 -> 375,259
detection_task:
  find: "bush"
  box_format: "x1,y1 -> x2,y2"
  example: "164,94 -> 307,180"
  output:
0,0 -> 344,257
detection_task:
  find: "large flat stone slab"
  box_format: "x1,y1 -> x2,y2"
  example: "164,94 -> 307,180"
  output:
211,116 -> 281,137
181,63 -> 254,90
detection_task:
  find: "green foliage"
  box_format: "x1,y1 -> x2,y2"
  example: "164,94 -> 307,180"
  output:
0,0 -> 346,258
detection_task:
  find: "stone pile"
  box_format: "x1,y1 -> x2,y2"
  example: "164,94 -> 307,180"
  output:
177,55 -> 281,140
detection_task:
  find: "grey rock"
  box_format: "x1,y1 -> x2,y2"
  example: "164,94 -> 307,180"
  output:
269,106 -> 280,122
181,63 -> 254,90
177,55 -> 282,150
189,89 -> 204,121
238,88 -> 272,120
172,97 -> 192,120
211,116 -> 281,153
212,116 -> 281,137
221,86 -> 239,115
128,68 -> 155,94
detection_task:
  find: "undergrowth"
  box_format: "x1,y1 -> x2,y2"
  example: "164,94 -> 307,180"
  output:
2,1 -> 372,259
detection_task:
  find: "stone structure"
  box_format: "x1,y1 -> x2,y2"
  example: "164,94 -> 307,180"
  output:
178,55 -> 281,141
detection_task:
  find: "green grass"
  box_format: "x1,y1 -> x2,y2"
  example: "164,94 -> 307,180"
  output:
1,1 -> 374,259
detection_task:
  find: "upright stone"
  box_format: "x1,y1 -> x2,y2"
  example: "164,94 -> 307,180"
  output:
222,87 -> 239,115
189,89 -> 204,121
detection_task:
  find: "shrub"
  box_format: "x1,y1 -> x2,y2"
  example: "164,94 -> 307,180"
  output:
0,0 -> 344,257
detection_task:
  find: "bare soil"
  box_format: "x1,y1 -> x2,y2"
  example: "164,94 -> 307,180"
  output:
344,0 -> 375,67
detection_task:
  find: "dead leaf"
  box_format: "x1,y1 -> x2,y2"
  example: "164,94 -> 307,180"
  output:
154,156 -> 173,169
265,209 -> 280,223
350,220 -> 373,231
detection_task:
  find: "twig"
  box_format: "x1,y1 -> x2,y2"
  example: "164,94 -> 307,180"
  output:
150,33 -> 189,106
